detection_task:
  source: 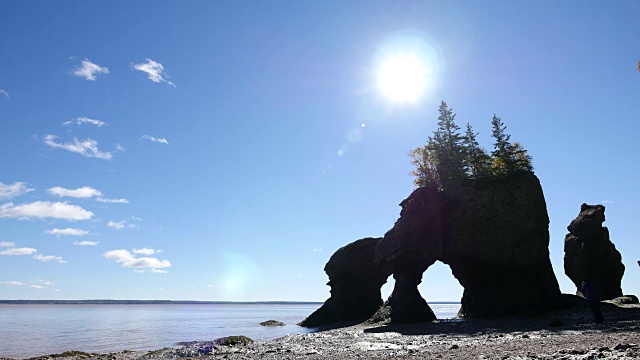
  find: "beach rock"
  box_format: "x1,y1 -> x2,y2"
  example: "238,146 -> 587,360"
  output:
564,204 -> 625,300
260,320 -> 285,326
214,335 -> 254,346
299,237 -> 392,327
376,171 -> 561,321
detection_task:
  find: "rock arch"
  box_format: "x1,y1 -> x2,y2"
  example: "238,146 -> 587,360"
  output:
300,172 -> 562,327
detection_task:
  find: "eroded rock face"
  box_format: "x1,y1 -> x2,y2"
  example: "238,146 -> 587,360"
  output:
299,237 -> 391,327
564,204 -> 624,300
377,172 -> 561,321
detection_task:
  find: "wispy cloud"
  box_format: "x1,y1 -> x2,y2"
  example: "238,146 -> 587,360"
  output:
48,186 -> 102,198
0,182 -> 34,200
33,254 -> 67,264
107,220 -> 125,230
313,248 -> 322,252
0,242 -> 16,247
74,240 -> 100,246
107,220 -> 137,230
132,248 -> 159,255
151,268 -> 167,274
132,59 -> 175,87
44,135 -> 113,160
103,249 -> 171,271
62,117 -> 107,127
96,197 -> 129,204
601,200 -> 614,204
0,281 -> 24,286
72,59 -> 109,81
47,186 -> 127,204
28,284 -> 46,289
141,135 -> 169,145
45,228 -> 89,236
0,247 -> 37,256
0,89 -> 9,98
0,201 -> 94,221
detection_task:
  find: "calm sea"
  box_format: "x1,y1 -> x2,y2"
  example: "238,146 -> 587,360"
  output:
0,303 -> 460,359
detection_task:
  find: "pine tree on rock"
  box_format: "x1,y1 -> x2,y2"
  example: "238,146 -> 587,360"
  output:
429,101 -> 467,190
490,115 -> 533,176
463,123 -> 492,179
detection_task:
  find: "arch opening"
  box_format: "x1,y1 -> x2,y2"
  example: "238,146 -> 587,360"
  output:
417,260 -> 463,319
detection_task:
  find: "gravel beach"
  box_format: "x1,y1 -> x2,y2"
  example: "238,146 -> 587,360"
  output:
9,301 -> 639,360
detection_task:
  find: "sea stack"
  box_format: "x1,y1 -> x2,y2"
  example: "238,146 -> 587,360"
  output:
376,171 -> 561,321
564,203 -> 625,300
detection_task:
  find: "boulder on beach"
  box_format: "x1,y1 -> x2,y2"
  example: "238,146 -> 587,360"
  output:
564,204 -> 625,300
299,237 -> 392,327
376,171 -> 561,321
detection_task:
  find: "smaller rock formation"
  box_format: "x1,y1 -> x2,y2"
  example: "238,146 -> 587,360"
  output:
564,204 -> 625,300
259,320 -> 285,326
299,237 -> 391,327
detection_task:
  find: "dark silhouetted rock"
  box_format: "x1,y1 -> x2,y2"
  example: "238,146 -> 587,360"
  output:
299,237 -> 391,327
564,204 -> 624,300
259,320 -> 285,326
376,171 -> 561,322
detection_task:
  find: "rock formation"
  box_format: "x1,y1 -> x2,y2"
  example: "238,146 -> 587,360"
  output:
299,237 -> 391,327
302,172 -> 562,326
376,171 -> 561,321
564,204 -> 624,300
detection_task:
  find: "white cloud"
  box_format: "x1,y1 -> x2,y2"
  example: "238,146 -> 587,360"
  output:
0,281 -> 24,286
44,135 -> 113,160
151,268 -> 167,274
132,248 -> 158,255
62,117 -> 107,127
141,135 -> 169,145
33,254 -> 67,264
72,59 -> 109,81
48,186 -> 102,198
0,201 -> 93,221
28,285 -> 45,289
45,228 -> 90,236
131,216 -> 143,222
0,89 -> 9,98
37,279 -> 54,286
0,247 -> 37,255
108,220 -> 125,230
313,248 -> 322,252
132,59 -> 175,86
103,249 -> 171,270
97,197 -> 129,204
601,200 -> 614,204
74,240 -> 100,246
0,182 -> 34,200
0,241 -> 15,247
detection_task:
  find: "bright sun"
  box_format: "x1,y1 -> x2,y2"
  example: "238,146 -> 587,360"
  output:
377,55 -> 427,103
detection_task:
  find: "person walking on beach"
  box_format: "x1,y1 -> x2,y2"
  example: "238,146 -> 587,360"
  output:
581,278 -> 604,324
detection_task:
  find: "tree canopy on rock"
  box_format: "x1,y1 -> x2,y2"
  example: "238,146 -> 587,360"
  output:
410,101 -> 533,190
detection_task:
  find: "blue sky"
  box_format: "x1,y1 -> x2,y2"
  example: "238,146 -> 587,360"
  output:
0,1 -> 638,302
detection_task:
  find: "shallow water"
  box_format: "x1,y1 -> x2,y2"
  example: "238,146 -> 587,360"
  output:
0,302 -> 459,359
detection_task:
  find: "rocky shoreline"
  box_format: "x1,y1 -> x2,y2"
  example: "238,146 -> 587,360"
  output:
7,302 -> 639,360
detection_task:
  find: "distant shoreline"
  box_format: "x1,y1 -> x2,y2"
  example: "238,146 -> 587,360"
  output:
0,300 -> 459,305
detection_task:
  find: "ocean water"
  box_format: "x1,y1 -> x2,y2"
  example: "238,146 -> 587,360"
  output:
0,302 -> 460,359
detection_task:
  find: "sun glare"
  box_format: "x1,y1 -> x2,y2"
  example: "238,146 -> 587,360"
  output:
377,55 -> 428,103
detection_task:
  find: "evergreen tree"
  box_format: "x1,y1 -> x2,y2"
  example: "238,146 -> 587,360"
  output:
428,101 -> 467,190
512,142 -> 534,172
490,115 -> 533,175
463,123 -> 492,178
